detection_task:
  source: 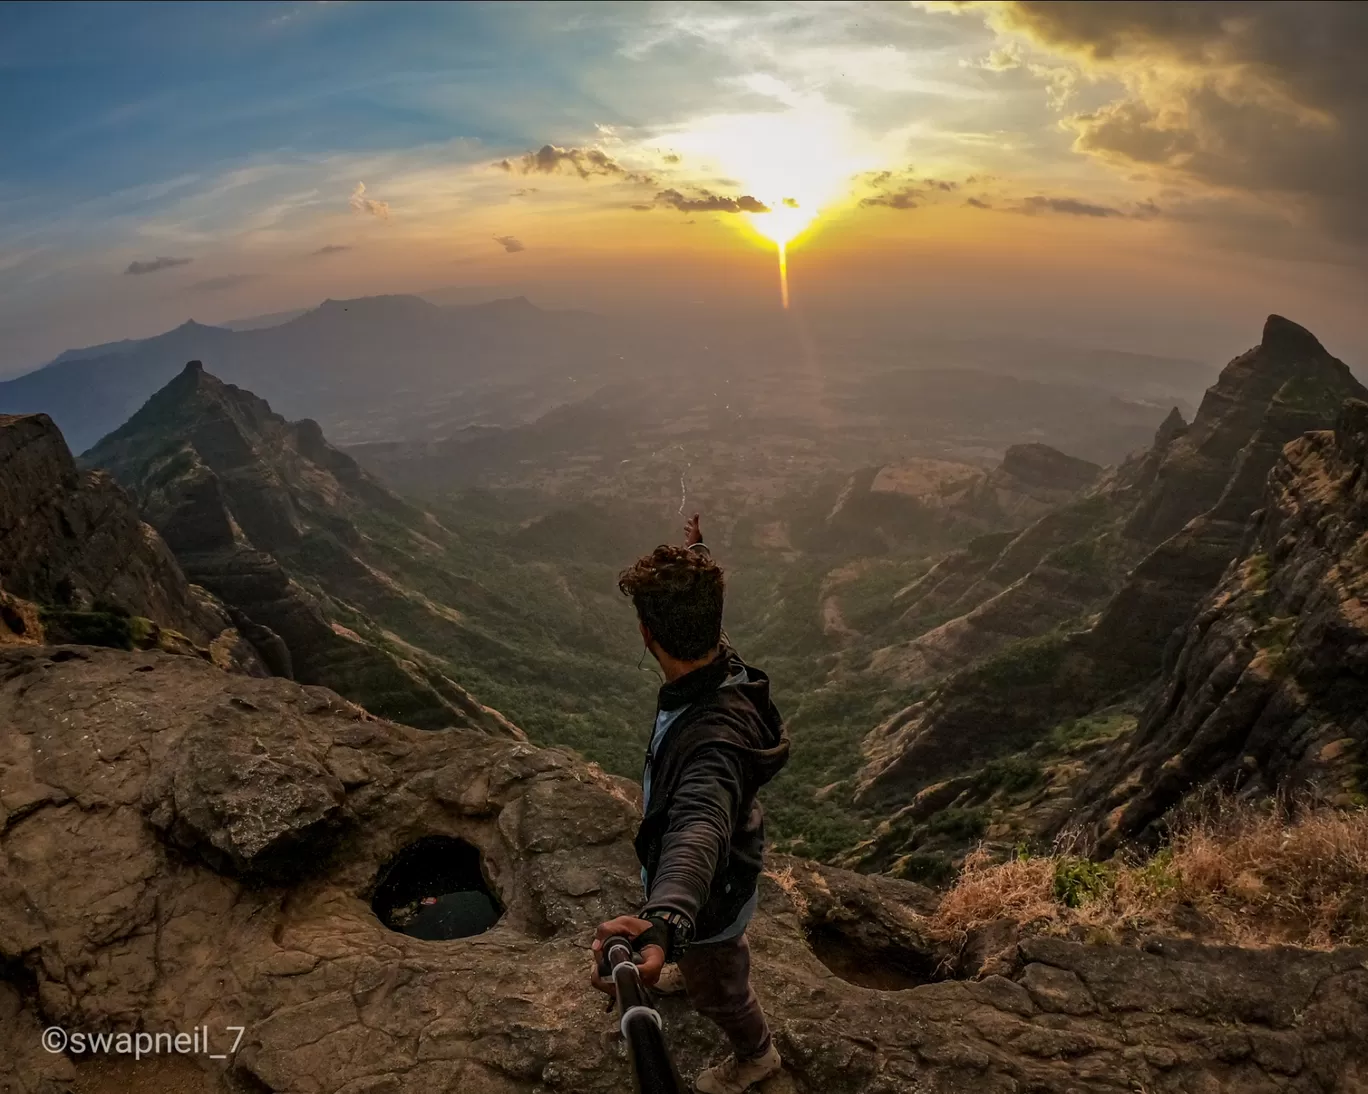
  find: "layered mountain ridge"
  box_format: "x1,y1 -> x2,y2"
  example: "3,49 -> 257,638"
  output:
0,295 -> 612,452
1064,396 -> 1368,853
844,315 -> 1368,872
0,411 -> 264,671
84,361 -> 520,737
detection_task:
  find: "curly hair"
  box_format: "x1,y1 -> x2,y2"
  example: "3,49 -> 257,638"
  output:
618,544 -> 725,661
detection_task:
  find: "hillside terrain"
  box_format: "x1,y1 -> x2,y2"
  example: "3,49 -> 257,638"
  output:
80,362 -> 673,770
82,361 -> 518,736
839,317 -> 1368,876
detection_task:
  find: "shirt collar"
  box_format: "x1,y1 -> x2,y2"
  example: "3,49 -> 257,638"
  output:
656,647 -> 735,712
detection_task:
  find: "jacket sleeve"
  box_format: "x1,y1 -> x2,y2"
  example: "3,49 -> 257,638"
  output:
640,742 -> 746,929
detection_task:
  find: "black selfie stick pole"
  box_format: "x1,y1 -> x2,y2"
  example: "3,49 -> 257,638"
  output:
601,934 -> 687,1094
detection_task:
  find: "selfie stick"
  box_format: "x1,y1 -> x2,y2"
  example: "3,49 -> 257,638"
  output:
600,934 -> 687,1094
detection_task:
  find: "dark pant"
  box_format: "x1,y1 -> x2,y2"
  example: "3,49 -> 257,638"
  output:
677,932 -> 772,1059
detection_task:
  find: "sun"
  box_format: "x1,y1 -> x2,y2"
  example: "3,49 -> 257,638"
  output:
660,94 -> 877,307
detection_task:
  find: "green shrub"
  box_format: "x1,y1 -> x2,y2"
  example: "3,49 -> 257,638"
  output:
925,807 -> 988,841
1047,539 -> 1105,574
894,852 -> 956,885
967,633 -> 1069,691
38,609 -> 134,650
1052,857 -> 1114,908
977,755 -> 1043,794
1242,552 -> 1271,594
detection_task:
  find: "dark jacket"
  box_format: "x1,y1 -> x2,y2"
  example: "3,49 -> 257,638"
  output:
635,646 -> 790,940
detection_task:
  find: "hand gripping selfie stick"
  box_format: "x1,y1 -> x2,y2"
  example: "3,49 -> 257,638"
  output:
599,934 -> 687,1094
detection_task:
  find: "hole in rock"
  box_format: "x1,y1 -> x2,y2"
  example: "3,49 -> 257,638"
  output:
371,836 -> 502,940
805,924 -> 949,991
0,604 -> 26,635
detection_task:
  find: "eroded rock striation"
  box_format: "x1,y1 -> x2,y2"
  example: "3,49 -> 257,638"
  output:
0,412 -> 263,670
1062,398 -> 1368,853
848,317 -> 1366,869
819,445 -> 1101,559
3,644 -> 1366,1094
83,361 -> 519,737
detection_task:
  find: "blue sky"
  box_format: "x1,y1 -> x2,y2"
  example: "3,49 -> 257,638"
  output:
2,2 -> 1365,373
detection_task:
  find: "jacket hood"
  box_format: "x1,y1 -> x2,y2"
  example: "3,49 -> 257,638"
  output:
656,645 -> 789,789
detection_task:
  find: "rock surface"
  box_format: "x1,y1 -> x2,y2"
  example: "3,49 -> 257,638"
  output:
1062,397 -> 1368,853
0,412 -> 263,671
820,445 -> 1101,558
83,362 -> 520,737
855,319 -> 1364,796
4,644 -> 1368,1094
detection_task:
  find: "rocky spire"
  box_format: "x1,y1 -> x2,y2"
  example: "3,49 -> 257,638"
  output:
1153,406 -> 1187,449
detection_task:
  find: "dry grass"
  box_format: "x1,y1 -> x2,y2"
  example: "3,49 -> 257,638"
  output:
930,804 -> 1368,949
764,864 -> 812,921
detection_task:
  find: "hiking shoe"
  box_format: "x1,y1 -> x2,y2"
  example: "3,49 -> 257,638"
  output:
694,1043 -> 782,1093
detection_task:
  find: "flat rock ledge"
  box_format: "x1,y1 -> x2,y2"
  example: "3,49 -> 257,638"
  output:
2,646 -> 1366,1094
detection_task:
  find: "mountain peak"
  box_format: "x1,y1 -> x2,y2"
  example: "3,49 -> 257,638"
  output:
164,357 -> 225,398
1260,314 -> 1326,358
1154,406 -> 1188,448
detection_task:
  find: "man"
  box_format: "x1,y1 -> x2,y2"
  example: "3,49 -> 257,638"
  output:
591,513 -> 790,1094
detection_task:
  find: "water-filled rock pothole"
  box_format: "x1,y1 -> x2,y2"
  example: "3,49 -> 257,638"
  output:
805,923 -> 951,991
371,836 -> 502,940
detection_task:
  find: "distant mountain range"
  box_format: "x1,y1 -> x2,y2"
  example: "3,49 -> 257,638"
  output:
0,294 -> 621,453
1,290 -> 1239,460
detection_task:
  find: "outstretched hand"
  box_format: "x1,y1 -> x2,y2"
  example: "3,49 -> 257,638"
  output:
684,513 -> 703,548
589,915 -> 665,996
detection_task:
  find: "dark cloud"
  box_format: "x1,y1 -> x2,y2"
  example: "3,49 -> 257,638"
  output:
1016,194 -> 1161,219
495,144 -> 653,184
662,153 -> 681,164
654,188 -> 769,213
631,204 -> 653,212
859,172 -> 962,210
310,244 -> 350,256
983,1 -> 1368,248
124,256 -> 192,276
1021,195 -> 1123,218
187,273 -> 258,293
493,235 -> 525,253
965,197 -> 993,209
861,189 -> 919,210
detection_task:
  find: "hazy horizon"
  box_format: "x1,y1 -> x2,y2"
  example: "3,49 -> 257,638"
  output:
4,2 -> 1368,375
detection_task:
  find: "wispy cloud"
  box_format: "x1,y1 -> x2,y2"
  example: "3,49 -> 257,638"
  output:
310,243 -> 351,256
860,173 -> 961,210
1021,195 -> 1122,218
1018,195 -> 1161,219
124,255 -> 192,275
861,188 -> 919,210
654,188 -> 768,213
349,181 -> 390,218
494,144 -> 654,184
493,234 -> 525,253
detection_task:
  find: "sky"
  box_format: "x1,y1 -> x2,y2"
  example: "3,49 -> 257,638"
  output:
2,1 -> 1367,375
